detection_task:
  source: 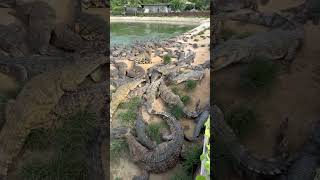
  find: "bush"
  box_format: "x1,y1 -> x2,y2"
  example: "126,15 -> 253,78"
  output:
146,122 -> 164,144
240,59 -> 279,91
170,168 -> 193,180
180,95 -> 191,105
226,106 -> 259,138
169,105 -> 184,120
185,80 -> 197,91
182,145 -> 203,174
163,55 -> 172,64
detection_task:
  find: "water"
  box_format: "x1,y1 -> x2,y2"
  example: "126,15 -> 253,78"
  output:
110,22 -> 196,46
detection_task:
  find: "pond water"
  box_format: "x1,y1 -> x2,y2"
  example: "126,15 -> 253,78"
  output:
110,22 -> 196,46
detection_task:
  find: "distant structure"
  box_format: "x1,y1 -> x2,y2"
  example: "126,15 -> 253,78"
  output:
141,3 -> 171,13
124,3 -> 171,15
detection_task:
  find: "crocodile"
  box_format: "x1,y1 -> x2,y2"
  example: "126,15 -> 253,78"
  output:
110,79 -> 145,120
0,55 -> 75,82
168,69 -> 204,84
212,105 -> 289,176
192,104 -> 210,140
145,77 -> 163,113
212,24 -> 304,71
158,81 -> 200,118
13,1 -> 56,54
0,55 -> 107,178
128,83 -> 150,99
0,23 -> 30,57
127,62 -> 145,79
121,111 -> 183,179
135,103 -> 157,150
134,52 -> 151,64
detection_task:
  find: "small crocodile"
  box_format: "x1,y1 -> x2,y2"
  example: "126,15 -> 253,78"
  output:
145,77 -> 163,113
168,70 -> 204,84
110,79 -> 145,120
192,104 -> 210,140
0,55 -> 107,178
158,81 -> 200,118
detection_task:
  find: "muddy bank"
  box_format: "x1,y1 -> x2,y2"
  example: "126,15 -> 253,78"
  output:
111,16 -> 208,25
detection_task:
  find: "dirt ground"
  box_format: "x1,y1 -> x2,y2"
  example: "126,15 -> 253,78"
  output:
213,0 -> 320,179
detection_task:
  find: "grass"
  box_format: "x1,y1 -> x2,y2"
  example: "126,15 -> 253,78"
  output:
225,105 -> 259,139
184,80 -> 197,91
180,95 -> 191,105
19,110 -> 99,180
146,122 -> 164,144
182,145 -> 203,175
170,168 -> 193,180
24,128 -> 51,151
163,54 -> 172,64
169,105 -> 184,120
110,139 -> 128,160
240,59 -> 279,91
118,97 -> 141,126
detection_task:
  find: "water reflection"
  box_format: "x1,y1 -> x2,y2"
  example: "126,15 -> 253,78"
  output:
111,22 -> 195,46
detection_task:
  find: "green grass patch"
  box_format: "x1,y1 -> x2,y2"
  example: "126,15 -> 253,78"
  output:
169,105 -> 184,120
163,55 -> 172,64
19,110 -> 99,180
226,105 -> 259,139
24,128 -> 51,151
110,139 -> 128,160
180,95 -> 191,105
118,97 -> 142,126
240,59 -> 279,91
146,122 -> 164,144
170,168 -> 193,180
184,80 -> 197,91
182,145 -> 203,175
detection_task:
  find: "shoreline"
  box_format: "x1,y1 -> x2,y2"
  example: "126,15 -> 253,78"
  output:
110,16 -> 209,25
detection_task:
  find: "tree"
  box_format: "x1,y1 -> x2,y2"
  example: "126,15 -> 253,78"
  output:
170,0 -> 186,11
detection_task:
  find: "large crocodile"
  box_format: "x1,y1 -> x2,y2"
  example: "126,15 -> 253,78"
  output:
110,78 -> 145,120
212,105 -> 289,176
192,103 -> 210,140
212,10 -> 304,71
0,55 -> 75,82
113,110 -> 184,179
0,55 -> 107,179
145,77 -> 163,113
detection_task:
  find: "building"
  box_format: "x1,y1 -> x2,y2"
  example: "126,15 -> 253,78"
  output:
141,3 -> 171,13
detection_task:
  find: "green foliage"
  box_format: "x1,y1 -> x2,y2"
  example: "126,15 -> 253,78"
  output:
170,0 -> 187,11
185,80 -> 197,91
118,97 -> 142,126
182,145 -> 202,174
180,95 -> 191,105
146,122 -> 164,144
19,110 -> 99,180
24,128 -> 51,151
115,177 -> 123,180
226,105 -> 259,139
163,54 -> 172,64
111,139 -> 128,160
169,105 -> 184,119
197,118 -> 210,179
170,168 -> 193,180
240,59 -> 279,91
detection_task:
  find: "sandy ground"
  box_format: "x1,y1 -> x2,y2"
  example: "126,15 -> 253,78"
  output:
111,23 -> 210,180
213,0 -> 320,179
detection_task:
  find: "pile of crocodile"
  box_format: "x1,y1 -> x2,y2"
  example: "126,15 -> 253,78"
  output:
110,22 -> 210,179
212,0 -> 320,179
0,0 -> 108,179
